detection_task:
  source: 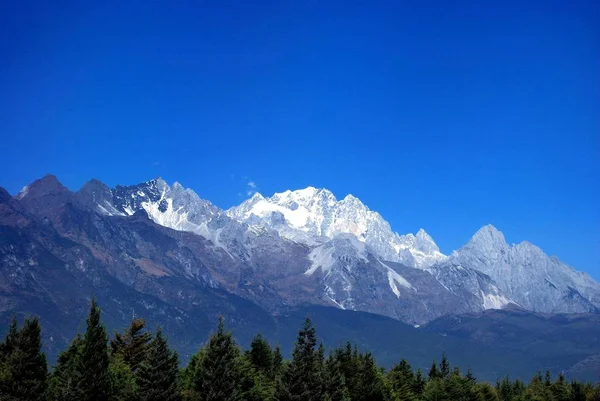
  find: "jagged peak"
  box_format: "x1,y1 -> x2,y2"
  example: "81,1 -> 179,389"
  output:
416,228 -> 432,240
470,224 -> 507,244
80,178 -> 110,191
16,174 -> 68,200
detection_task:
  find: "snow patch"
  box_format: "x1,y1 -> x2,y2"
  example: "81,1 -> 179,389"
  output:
381,261 -> 413,298
305,245 -> 336,275
481,291 -> 511,309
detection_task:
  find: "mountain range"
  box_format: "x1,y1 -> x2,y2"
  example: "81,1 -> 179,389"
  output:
1,174 -> 599,380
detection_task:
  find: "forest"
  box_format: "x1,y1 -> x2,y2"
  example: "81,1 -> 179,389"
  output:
0,299 -> 599,401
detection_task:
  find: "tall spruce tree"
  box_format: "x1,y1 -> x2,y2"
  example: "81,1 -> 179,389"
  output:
193,317 -> 243,401
110,318 -> 152,372
439,352 -> 450,380
77,298 -> 110,401
428,360 -> 440,380
0,316 -> 48,400
246,334 -> 273,377
137,327 -> 180,401
46,334 -> 83,401
271,345 -> 283,379
388,359 -> 416,401
413,369 -> 426,396
278,318 -> 323,401
323,353 -> 350,401
354,352 -> 389,401
108,354 -> 138,401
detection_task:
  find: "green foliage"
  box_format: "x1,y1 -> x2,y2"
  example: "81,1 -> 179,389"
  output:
388,359 -> 416,401
46,334 -> 83,401
136,327 -> 180,401
245,334 -> 273,378
1,300 -> 599,401
108,355 -> 138,401
353,352 -> 390,401
271,345 -> 282,379
111,318 -> 152,373
322,352 -> 350,401
278,318 -> 323,401
77,298 -> 111,401
0,316 -> 48,401
192,317 -> 243,401
475,382 -> 499,401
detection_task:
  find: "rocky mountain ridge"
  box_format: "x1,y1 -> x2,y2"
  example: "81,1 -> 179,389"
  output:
5,175 -> 600,326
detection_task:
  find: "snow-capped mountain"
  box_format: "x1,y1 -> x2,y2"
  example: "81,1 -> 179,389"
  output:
227,187 -> 447,269
15,175 -> 597,322
440,225 -> 600,313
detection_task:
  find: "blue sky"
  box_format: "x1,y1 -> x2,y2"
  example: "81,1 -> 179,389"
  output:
1,1 -> 598,277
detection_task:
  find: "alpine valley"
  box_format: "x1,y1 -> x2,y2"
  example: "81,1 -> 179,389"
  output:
1,174 -> 599,381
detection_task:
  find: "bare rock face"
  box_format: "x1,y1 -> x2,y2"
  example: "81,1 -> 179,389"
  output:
441,224 -> 600,313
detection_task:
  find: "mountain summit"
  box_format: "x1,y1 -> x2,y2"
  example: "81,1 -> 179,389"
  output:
228,186 -> 447,269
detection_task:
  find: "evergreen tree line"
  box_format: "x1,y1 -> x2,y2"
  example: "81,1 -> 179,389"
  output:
1,299 -> 599,401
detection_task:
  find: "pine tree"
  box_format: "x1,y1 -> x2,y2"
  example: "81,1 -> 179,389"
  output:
353,352 -> 389,401
278,318 -> 323,401
388,359 -> 416,401
110,318 -> 152,372
422,378 -> 446,401
108,354 -> 138,401
570,380 -> 586,401
77,298 -> 110,401
591,385 -> 600,401
0,316 -> 48,400
428,360 -> 440,380
439,352 -> 450,380
246,334 -> 273,377
550,373 -> 570,401
412,369 -> 426,396
496,376 -> 513,401
193,317 -> 243,401
271,345 -> 283,379
0,316 -> 18,361
46,334 -> 83,401
335,343 -> 359,396
137,327 -> 180,401
476,382 -> 499,401
323,353 -> 350,401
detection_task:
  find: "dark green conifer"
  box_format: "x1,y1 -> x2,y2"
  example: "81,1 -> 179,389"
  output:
0,316 -> 48,400
323,353 -> 350,401
279,318 -> 323,401
550,373 -> 570,401
428,360 -> 440,380
388,359 -> 415,401
108,354 -> 138,401
353,352 -> 389,401
137,327 -> 180,401
77,298 -> 110,401
111,318 -> 152,372
271,345 -> 283,378
412,369 -> 426,396
439,352 -> 450,380
570,380 -> 586,401
246,334 -> 273,377
46,334 -> 83,401
193,317 -> 243,401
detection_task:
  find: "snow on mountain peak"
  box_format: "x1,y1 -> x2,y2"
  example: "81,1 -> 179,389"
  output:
228,187 -> 447,268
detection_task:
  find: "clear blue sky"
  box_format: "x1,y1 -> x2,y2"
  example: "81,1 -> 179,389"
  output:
1,1 -> 598,277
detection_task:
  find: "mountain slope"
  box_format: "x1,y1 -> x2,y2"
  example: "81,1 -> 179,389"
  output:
441,225 -> 600,313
